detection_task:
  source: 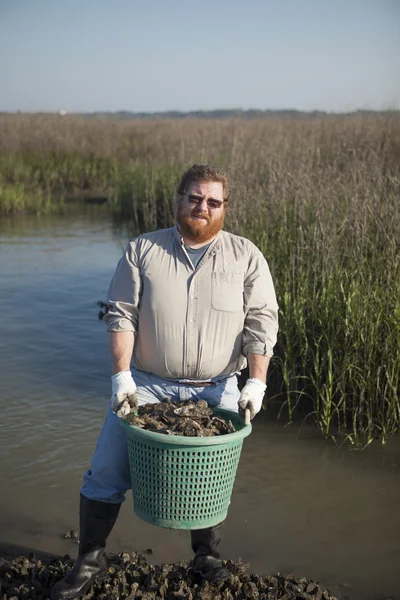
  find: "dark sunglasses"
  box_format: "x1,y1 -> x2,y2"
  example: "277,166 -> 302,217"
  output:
182,193 -> 224,210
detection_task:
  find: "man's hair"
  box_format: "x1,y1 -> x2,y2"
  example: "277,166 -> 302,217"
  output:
177,164 -> 230,203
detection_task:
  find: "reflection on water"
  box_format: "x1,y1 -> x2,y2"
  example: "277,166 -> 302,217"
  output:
0,212 -> 399,600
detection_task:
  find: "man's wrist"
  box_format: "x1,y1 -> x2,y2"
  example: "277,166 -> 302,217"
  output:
246,377 -> 266,390
247,353 -> 270,385
111,370 -> 131,379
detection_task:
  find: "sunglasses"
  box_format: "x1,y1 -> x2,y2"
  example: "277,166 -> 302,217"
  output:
182,193 -> 224,210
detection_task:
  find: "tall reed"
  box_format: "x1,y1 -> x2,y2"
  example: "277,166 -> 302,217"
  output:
1,113 -> 399,445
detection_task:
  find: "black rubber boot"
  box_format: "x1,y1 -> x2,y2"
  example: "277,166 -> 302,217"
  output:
190,522 -> 231,584
50,495 -> 121,600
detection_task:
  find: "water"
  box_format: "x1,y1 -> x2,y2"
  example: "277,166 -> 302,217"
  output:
0,212 -> 399,600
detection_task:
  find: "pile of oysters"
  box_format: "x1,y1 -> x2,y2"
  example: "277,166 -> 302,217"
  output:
0,551 -> 339,599
124,399 -> 236,437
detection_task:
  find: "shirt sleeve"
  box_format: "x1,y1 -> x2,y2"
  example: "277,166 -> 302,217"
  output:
242,248 -> 279,358
103,242 -> 142,332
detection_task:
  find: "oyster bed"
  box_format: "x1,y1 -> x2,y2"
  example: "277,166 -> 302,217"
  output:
125,399 -> 236,437
0,551 -> 339,599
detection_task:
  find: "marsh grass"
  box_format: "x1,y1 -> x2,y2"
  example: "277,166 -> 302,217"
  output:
1,113 -> 399,445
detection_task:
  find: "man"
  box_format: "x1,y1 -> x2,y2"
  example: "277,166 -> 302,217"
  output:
51,164 -> 279,600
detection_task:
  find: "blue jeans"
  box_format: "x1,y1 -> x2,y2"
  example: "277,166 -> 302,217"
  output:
81,368 -> 241,504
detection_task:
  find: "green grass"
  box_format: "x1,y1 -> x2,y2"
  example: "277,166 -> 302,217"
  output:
1,113 -> 399,446
0,181 -> 55,214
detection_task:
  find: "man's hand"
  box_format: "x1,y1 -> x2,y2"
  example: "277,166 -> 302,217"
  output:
111,370 -> 138,417
238,378 -> 266,420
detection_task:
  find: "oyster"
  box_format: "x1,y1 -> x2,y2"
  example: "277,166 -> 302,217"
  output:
0,551 -> 340,599
125,399 -> 236,437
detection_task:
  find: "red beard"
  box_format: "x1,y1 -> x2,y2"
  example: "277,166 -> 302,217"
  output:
177,209 -> 225,243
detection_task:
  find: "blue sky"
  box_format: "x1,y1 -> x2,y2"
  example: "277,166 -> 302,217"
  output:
1,0 -> 399,113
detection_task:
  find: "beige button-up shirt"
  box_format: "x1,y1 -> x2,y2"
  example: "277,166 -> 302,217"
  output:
104,226 -> 279,380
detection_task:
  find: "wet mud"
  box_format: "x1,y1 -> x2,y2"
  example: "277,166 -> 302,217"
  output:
0,551 -> 340,599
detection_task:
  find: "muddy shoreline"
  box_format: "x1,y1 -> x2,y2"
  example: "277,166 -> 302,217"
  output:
0,550 -> 341,600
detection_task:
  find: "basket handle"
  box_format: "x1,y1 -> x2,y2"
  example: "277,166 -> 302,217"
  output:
244,408 -> 251,425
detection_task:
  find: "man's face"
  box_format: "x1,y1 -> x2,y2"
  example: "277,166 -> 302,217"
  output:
176,180 -> 226,243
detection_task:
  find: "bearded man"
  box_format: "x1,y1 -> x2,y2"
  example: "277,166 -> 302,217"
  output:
51,164 -> 279,600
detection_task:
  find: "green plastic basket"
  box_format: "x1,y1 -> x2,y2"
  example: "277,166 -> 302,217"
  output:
120,408 -> 251,530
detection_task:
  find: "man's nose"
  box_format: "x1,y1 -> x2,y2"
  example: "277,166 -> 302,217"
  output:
197,198 -> 209,209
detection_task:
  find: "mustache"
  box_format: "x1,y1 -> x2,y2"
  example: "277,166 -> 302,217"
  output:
191,210 -> 210,220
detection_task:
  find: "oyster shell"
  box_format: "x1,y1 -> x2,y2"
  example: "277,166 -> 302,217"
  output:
0,551 -> 340,599
125,399 -> 236,437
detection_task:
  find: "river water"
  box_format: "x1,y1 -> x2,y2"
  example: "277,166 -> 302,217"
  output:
0,212 -> 399,600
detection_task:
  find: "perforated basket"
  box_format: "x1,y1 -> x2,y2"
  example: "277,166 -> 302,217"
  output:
120,408 -> 251,530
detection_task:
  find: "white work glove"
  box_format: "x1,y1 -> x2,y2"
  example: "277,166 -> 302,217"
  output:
238,378 -> 266,420
111,370 -> 138,417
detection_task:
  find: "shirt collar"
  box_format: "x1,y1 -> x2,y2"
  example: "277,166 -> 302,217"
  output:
172,224 -> 222,252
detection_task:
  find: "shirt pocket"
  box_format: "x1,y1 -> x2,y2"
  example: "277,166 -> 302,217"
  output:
211,272 -> 244,312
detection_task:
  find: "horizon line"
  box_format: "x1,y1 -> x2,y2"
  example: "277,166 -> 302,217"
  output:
1,107 -> 399,118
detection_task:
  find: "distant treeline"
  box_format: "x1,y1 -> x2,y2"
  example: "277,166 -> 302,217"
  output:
1,108 -> 399,120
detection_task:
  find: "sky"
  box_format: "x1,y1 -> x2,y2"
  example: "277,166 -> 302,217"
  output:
1,0 -> 399,113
